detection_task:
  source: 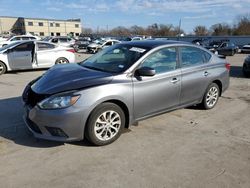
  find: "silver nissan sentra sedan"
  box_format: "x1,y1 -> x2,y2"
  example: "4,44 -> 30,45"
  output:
22,40 -> 230,146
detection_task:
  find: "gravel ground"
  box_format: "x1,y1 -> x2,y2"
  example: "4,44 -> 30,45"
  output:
0,53 -> 249,188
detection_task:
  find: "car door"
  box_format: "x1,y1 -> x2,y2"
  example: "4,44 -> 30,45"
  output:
133,47 -> 181,119
36,42 -> 57,67
7,42 -> 34,69
179,46 -> 212,106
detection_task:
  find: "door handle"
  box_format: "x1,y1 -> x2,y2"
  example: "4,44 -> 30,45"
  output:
204,71 -> 210,76
171,77 -> 179,83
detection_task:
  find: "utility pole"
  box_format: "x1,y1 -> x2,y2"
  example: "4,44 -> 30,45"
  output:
0,18 -> 2,34
178,18 -> 182,40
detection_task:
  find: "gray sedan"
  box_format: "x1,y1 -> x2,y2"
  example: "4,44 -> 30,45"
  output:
23,40 -> 230,145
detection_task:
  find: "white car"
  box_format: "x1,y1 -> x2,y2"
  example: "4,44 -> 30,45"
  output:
241,43 -> 250,53
0,41 -> 75,75
87,39 -> 121,53
0,35 -> 40,47
43,36 -> 75,48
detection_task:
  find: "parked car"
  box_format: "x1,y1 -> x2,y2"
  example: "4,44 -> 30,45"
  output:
73,37 -> 91,52
207,42 -> 238,56
87,39 -> 120,53
241,44 -> 250,53
43,36 -> 75,48
22,40 -> 230,146
0,41 -> 75,75
0,35 -> 40,47
243,55 -> 250,77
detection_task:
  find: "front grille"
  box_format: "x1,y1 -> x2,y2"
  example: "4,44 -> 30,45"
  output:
23,87 -> 48,107
26,117 -> 42,134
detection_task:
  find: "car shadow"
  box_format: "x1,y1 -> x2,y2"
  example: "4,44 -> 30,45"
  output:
230,65 -> 248,78
0,96 -> 91,148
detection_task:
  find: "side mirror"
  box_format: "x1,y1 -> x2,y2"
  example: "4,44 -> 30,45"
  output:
135,67 -> 156,77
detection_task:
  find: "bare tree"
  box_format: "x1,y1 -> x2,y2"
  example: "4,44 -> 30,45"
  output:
193,25 -> 208,36
82,27 -> 93,35
109,26 -> 130,36
233,14 -> 250,35
210,23 -> 232,36
130,25 -> 145,35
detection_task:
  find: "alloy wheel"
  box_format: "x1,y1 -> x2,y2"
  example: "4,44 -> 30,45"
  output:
206,86 -> 219,108
94,110 -> 121,141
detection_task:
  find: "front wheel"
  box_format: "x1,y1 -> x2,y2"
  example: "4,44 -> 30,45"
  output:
201,83 -> 220,109
55,57 -> 69,64
85,103 -> 125,146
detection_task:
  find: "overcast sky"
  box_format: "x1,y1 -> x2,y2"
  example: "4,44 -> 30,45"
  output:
0,0 -> 250,33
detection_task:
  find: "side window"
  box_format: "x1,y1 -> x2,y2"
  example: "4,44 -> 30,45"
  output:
180,46 -> 211,68
22,37 -> 29,40
141,47 -> 177,74
51,38 -> 58,43
59,38 -> 68,42
13,43 -> 34,52
105,41 -> 112,46
37,43 -> 56,51
10,37 -> 21,41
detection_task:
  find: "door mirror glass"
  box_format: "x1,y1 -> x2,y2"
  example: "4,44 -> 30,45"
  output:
136,67 -> 156,77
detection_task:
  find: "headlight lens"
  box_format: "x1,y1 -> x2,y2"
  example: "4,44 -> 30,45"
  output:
38,94 -> 80,109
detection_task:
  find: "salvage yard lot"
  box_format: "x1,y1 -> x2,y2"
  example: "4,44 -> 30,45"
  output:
0,53 -> 250,188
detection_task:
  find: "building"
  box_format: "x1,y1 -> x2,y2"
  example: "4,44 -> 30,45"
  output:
0,16 -> 82,37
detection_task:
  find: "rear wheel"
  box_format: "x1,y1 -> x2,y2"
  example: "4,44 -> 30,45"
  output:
0,61 -> 7,75
201,83 -> 220,109
55,57 -> 69,64
85,103 -> 125,146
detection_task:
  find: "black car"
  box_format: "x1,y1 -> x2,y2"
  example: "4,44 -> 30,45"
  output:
243,55 -> 250,77
206,41 -> 238,56
74,37 -> 91,51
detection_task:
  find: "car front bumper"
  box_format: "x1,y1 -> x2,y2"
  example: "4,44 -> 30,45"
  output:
23,104 -> 87,142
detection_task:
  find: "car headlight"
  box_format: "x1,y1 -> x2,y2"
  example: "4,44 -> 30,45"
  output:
38,94 -> 80,109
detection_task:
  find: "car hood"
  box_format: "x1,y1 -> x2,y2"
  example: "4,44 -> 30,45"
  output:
31,63 -> 113,95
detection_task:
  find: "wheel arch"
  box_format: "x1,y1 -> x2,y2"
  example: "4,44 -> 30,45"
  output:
85,99 -> 130,132
0,60 -> 8,72
212,79 -> 222,96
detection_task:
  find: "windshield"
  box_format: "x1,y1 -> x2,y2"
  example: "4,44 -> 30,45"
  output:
97,40 -> 106,45
80,44 -> 149,73
0,42 -> 20,51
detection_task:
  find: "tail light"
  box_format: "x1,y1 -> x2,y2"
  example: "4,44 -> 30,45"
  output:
67,49 -> 76,53
225,62 -> 230,71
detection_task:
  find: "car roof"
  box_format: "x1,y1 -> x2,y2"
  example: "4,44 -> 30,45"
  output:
122,40 -> 190,49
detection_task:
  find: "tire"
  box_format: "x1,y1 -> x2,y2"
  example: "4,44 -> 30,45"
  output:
85,103 -> 125,146
55,57 -> 69,64
0,61 -> 7,75
242,64 -> 250,78
201,83 -> 220,110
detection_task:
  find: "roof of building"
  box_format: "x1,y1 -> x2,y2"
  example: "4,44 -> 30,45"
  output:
0,16 -> 81,22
